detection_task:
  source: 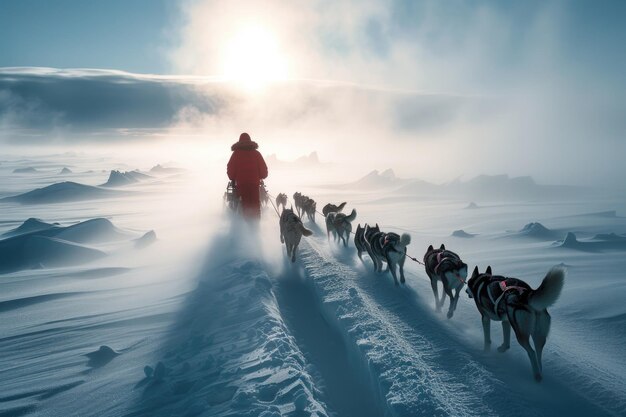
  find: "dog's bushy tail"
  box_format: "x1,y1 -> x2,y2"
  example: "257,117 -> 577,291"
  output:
345,209 -> 357,222
299,224 -> 313,237
529,266 -> 565,310
393,233 -> 411,250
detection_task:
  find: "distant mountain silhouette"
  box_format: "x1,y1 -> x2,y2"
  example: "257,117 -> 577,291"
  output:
101,170 -> 152,187
0,181 -> 121,204
335,169 -> 413,190
13,167 -> 39,174
266,152 -> 326,167
150,164 -> 185,174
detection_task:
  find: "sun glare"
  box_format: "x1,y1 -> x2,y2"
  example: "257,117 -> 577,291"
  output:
221,25 -> 289,91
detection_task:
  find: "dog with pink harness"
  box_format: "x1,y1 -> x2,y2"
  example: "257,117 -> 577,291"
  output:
423,244 -> 468,319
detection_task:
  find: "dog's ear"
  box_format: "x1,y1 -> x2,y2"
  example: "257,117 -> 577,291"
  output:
486,265 -> 492,275
472,266 -> 479,277
428,244 -> 433,251
440,244 -> 445,250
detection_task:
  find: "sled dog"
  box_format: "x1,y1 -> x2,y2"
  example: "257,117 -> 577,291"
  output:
466,265 -> 565,382
365,226 -> 411,285
423,244 -> 468,319
322,202 -> 347,217
279,208 -> 313,262
355,223 -> 380,262
293,192 -> 304,217
275,193 -> 288,212
325,209 -> 357,247
302,197 -> 317,223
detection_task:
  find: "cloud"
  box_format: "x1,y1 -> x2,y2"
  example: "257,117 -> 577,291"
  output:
0,68 -> 225,142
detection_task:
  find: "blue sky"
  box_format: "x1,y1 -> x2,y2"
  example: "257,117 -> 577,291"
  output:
0,0 -> 176,73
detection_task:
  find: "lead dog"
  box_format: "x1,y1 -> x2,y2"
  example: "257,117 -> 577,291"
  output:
279,208 -> 313,262
322,202 -> 347,217
325,209 -> 357,247
423,244 -> 468,319
275,193 -> 288,212
466,265 -> 565,382
365,226 -> 411,285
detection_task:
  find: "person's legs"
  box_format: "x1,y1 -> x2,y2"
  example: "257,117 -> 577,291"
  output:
237,182 -> 261,219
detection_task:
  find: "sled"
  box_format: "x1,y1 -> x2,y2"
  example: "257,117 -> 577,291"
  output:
224,181 -> 240,212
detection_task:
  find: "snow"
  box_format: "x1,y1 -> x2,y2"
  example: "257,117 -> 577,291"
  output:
1,181 -> 122,204
0,154 -> 625,416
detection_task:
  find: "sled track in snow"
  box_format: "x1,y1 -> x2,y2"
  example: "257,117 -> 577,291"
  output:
299,237 -> 504,417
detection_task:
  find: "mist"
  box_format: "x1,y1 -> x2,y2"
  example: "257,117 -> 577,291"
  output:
2,0 -> 625,187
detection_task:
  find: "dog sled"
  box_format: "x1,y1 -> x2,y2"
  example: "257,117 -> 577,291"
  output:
260,181 -> 270,207
224,181 -> 240,212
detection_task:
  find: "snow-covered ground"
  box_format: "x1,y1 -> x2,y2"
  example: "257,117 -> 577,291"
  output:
0,154 -> 625,417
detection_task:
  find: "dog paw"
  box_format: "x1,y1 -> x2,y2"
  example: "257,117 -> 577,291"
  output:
534,373 -> 543,383
497,345 -> 509,353
446,311 -> 454,319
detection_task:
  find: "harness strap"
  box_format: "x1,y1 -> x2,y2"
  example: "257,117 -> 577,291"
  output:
488,279 -> 527,316
434,252 -> 444,273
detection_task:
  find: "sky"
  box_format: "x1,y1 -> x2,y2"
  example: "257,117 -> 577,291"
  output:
0,0 -> 625,186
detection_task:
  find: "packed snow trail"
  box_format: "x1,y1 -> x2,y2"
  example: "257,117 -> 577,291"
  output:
274,269 -> 383,417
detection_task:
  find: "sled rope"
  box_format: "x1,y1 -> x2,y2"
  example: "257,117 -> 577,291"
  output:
266,191 -> 282,218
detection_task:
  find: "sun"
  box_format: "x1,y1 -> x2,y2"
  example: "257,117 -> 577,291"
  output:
221,25 -> 289,91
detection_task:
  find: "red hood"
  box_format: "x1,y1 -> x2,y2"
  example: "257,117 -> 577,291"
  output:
231,140 -> 259,151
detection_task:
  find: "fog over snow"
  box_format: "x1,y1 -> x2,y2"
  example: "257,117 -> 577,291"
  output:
1,1 -> 626,417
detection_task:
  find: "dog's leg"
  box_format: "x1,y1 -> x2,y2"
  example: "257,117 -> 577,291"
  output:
429,276 -> 441,312
438,281 -> 449,311
482,315 -> 492,351
387,257 -> 399,286
498,321 -> 511,352
533,312 -> 551,373
510,309 -> 541,381
444,286 -> 455,319
291,244 -> 297,263
399,254 -> 406,284
446,288 -> 460,319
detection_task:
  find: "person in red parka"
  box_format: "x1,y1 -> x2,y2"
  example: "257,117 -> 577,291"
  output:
227,132 -> 268,219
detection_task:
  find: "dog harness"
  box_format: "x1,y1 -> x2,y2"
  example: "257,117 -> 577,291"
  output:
433,251 -> 448,274
483,279 -> 527,316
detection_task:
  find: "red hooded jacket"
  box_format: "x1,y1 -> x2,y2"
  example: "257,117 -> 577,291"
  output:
227,134 -> 268,184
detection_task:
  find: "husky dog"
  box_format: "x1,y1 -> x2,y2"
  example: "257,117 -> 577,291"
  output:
322,202 -> 347,217
302,198 -> 317,223
293,192 -> 304,216
279,208 -> 313,262
365,226 -> 411,285
275,193 -> 288,212
466,266 -> 565,382
423,244 -> 468,319
325,209 -> 357,247
354,223 -> 381,262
